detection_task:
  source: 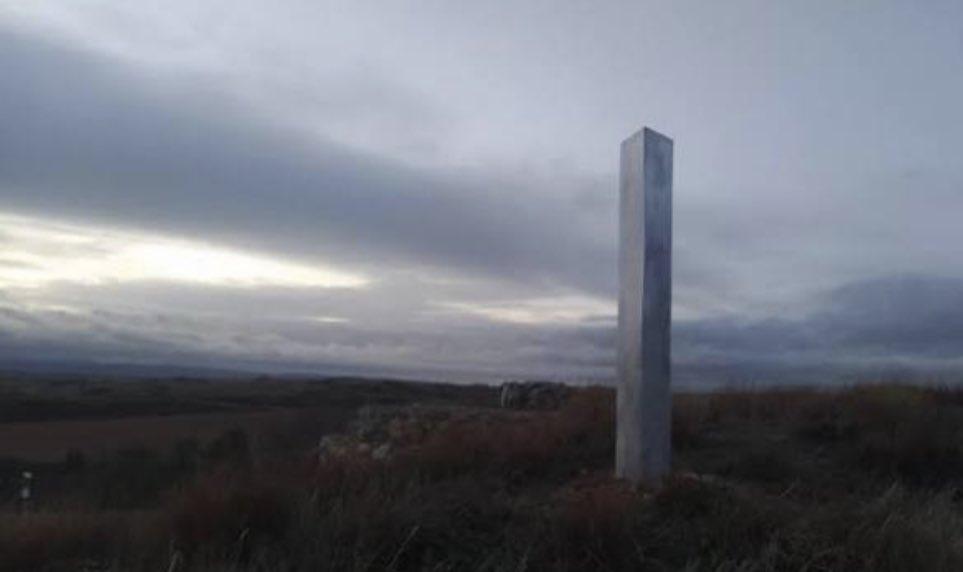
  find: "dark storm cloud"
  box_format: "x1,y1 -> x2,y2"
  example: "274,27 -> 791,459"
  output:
0,290 -> 611,380
812,276 -> 963,359
494,273 -> 963,384
670,275 -> 963,373
5,274 -> 963,385
0,27 -> 614,295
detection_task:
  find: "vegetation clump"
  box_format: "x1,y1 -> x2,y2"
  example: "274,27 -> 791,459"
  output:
4,381 -> 963,571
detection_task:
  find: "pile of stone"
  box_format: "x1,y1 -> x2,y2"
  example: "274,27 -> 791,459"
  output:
317,404 -> 510,463
499,381 -> 571,410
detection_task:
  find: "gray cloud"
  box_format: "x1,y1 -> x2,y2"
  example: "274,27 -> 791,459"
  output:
5,273 -> 963,386
672,275 -> 963,377
2,3 -> 963,383
0,27 -> 615,297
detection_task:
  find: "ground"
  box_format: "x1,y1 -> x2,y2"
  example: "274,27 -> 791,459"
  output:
2,377 -> 963,571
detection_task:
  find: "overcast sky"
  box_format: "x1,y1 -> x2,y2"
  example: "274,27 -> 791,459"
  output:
1,1 -> 962,384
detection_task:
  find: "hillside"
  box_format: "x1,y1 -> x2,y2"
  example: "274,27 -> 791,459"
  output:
3,381 -> 963,570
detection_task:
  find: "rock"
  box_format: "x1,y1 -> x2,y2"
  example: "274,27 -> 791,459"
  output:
499,381 -> 571,410
372,443 -> 392,461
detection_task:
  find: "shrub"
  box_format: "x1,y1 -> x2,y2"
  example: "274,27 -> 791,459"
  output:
8,383 -> 963,571
166,470 -> 293,562
0,511 -> 138,571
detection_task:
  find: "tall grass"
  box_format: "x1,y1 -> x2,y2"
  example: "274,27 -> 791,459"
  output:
4,384 -> 963,571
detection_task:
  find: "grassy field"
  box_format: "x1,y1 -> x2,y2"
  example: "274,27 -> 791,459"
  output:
0,376 -> 493,460
3,379 -> 963,571
0,409 -> 316,462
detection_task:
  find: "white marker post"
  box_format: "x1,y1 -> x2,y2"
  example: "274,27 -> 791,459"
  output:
617,127 -> 673,486
19,471 -> 33,513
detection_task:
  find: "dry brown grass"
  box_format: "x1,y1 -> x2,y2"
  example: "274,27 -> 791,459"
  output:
0,510 -> 158,571
395,387 -> 613,482
5,383 -> 963,571
0,410 -> 297,462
